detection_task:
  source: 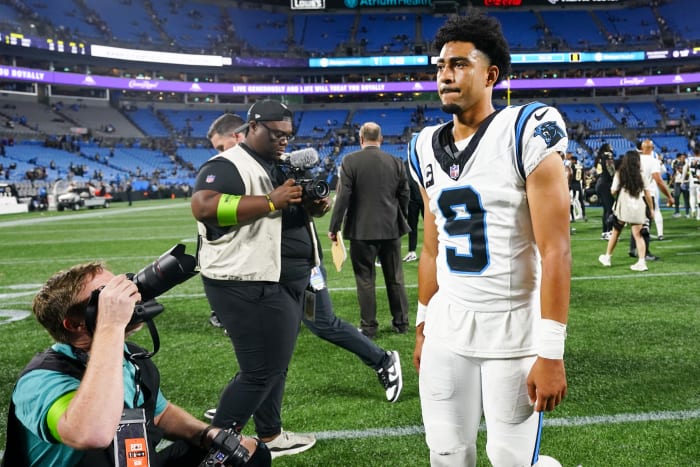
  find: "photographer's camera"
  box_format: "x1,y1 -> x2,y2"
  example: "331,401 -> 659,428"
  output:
200,429 -> 250,467
296,178 -> 330,200
84,243 -> 198,335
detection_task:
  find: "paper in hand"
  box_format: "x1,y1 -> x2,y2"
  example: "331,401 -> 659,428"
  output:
331,231 -> 347,272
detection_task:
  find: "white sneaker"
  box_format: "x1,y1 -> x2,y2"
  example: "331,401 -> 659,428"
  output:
598,254 -> 611,267
203,408 -> 216,420
376,351 -> 403,402
630,262 -> 648,272
534,455 -> 563,467
265,430 -> 316,458
403,251 -> 418,262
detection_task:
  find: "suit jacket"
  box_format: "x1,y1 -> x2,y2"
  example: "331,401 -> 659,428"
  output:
329,145 -> 410,240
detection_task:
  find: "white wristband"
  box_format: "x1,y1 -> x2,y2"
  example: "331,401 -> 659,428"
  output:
537,319 -> 567,360
416,302 -> 427,327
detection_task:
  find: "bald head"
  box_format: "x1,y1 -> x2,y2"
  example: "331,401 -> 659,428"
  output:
640,139 -> 654,155
359,122 -> 382,148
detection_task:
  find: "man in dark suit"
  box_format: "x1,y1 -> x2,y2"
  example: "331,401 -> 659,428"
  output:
328,122 -> 410,338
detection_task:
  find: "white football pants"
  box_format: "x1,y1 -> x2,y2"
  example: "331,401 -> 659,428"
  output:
653,192 -> 664,236
419,337 -> 542,467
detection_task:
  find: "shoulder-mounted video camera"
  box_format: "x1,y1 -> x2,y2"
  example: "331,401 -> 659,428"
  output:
278,148 -> 330,200
85,244 -> 198,357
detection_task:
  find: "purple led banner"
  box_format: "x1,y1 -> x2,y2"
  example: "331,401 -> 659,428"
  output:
494,74 -> 697,90
2,65 -> 700,94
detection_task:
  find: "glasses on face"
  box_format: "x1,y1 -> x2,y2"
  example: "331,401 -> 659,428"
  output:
258,122 -> 295,143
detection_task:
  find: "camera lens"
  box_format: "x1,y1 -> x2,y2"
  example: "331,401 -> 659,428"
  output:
304,180 -> 330,200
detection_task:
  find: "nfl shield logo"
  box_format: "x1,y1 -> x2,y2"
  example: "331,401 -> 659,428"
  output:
449,164 -> 459,179
206,174 -> 216,183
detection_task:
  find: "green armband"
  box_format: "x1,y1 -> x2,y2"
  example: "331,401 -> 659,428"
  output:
46,390 -> 76,442
217,194 -> 241,226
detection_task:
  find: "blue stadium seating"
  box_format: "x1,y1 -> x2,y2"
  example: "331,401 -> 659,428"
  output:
644,134 -> 691,155
293,15 -> 354,55
356,14 -> 416,54
227,7 -> 289,52
489,11 -> 543,51
82,0 -> 162,45
658,0 -> 700,42
350,108 -> 413,137
0,3 -> 22,30
126,108 -> 170,138
556,103 -> 616,131
602,102 -> 662,129
540,10 -> 608,49
28,2 -> 103,40
595,6 -> 660,46
151,0 -> 224,50
160,109 -> 230,138
295,109 -> 349,138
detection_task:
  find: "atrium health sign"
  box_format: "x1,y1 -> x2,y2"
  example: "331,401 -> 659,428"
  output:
340,0 -> 432,7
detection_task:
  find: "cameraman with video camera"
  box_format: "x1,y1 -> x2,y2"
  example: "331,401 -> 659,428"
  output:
3,261 -> 269,467
191,100 -> 322,458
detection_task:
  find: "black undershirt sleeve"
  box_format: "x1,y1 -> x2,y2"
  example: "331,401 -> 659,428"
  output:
193,158 -> 245,241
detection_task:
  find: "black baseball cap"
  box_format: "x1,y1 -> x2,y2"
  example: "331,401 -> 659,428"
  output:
235,99 -> 293,133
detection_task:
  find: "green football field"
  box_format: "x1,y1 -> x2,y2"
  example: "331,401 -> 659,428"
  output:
1,198 -> 699,466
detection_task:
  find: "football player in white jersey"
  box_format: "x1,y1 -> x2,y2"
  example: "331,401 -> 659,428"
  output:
629,140 -> 674,257
409,14 -> 570,467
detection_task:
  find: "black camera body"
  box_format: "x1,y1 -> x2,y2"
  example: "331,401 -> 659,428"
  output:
84,244 -> 198,334
278,164 -> 330,201
276,148 -> 329,201
199,429 -> 250,467
295,177 -> 330,200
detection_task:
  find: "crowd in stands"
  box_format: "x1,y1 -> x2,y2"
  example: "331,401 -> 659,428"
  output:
0,0 -> 694,58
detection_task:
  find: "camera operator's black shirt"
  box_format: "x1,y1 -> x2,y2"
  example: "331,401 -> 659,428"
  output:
193,144 -> 314,283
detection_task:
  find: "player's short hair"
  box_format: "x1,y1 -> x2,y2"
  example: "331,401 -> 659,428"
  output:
433,14 -> 511,85
207,113 -> 245,140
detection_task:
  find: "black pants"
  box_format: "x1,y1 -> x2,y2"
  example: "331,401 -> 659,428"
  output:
406,201 -> 424,252
302,264 -> 386,369
674,182 -> 690,214
349,237 -> 409,336
204,275 -> 307,438
596,181 -> 614,233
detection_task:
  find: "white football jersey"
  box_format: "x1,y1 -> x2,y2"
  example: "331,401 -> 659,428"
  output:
409,102 -> 568,357
640,152 -> 661,189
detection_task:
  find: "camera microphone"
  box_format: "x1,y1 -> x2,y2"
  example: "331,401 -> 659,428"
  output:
280,148 -> 320,168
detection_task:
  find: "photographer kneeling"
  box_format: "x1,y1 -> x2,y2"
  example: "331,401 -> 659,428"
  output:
3,262 -> 270,467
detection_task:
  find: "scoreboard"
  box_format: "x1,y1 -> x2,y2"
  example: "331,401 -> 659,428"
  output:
1,32 -> 86,55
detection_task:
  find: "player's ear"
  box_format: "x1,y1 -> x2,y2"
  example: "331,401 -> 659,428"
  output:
486,66 -> 499,87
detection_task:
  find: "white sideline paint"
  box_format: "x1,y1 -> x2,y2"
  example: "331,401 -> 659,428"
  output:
312,408 -> 700,441
2,409 -> 698,461
0,203 -> 184,228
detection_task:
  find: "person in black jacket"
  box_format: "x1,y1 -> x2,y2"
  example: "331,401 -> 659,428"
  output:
594,143 -> 616,240
403,157 -> 423,262
4,262 -> 268,467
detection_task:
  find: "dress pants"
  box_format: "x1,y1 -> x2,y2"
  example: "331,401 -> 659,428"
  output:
349,237 -> 409,337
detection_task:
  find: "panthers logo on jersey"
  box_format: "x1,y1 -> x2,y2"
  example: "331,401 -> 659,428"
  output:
534,121 -> 566,148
